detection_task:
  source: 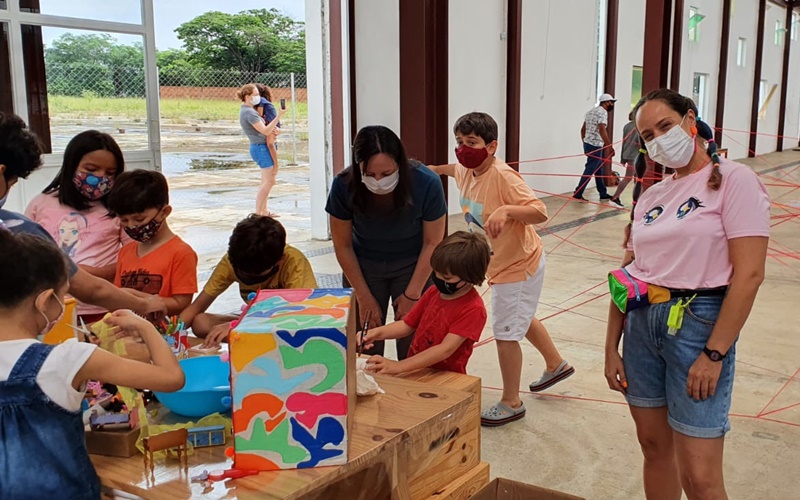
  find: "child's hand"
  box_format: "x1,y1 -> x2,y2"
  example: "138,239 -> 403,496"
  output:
361,326 -> 385,351
104,310 -> 154,342
202,323 -> 231,348
485,205 -> 510,238
365,355 -> 402,375
139,294 -> 168,317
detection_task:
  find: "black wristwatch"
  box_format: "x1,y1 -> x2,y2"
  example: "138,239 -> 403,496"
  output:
703,346 -> 726,362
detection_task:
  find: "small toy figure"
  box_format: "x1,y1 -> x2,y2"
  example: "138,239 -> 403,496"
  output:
187,425 -> 226,448
142,428 -> 189,478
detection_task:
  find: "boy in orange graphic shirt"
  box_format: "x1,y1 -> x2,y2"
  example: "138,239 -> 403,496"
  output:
107,170 -> 197,316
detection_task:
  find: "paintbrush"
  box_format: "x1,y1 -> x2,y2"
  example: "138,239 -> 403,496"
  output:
358,310 -> 371,356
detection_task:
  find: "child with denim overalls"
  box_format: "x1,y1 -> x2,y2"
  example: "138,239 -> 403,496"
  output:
0,229 -> 185,499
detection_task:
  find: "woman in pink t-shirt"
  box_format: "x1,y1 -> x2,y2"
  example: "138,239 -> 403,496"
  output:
604,89 -> 770,499
25,131 -> 128,324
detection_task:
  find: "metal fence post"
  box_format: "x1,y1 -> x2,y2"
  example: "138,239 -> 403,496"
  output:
291,72 -> 297,165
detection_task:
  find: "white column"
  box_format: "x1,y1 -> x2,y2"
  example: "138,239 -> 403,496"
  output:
141,0 -> 162,171
306,0 -> 334,240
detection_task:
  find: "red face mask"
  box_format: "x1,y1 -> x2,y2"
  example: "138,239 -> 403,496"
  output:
455,144 -> 489,169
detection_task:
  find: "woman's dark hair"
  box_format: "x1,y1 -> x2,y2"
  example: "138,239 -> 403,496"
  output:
632,88 -> 721,190
0,229 -> 68,309
107,170 -> 169,216
228,214 -> 287,275
255,83 -> 273,103
42,130 -> 124,211
624,89 -> 723,247
343,125 -> 413,212
0,112 -> 43,182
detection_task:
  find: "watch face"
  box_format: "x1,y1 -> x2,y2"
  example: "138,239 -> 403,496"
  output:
710,351 -> 722,362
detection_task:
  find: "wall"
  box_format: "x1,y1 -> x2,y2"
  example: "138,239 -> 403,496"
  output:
519,0 -> 602,199
785,10 -> 800,151
759,3 -> 785,154
679,0 -> 723,125
446,0 -> 507,214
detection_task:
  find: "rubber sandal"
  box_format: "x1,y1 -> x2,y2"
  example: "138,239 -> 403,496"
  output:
265,212 -> 281,218
529,359 -> 575,392
480,402 -> 526,427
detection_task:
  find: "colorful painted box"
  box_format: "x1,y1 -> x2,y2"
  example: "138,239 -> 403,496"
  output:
230,289 -> 356,470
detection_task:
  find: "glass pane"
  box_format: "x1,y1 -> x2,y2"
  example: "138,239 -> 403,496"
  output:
0,23 -> 11,113
20,0 -> 142,25
0,1 -> 7,10
630,66 -> 643,110
24,26 -> 147,152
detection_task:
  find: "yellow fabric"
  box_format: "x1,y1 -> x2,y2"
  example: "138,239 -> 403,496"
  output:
648,284 -> 672,304
202,245 -> 318,301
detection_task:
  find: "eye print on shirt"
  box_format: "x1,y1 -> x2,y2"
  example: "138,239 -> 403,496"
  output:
642,205 -> 665,225
676,197 -> 704,220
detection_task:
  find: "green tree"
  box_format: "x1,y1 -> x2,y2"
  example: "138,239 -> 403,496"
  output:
175,8 -> 305,74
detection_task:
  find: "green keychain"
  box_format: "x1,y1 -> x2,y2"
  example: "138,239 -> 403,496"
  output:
667,294 -> 697,336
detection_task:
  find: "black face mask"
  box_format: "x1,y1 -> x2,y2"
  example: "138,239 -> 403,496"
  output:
431,275 -> 465,295
236,265 -> 279,286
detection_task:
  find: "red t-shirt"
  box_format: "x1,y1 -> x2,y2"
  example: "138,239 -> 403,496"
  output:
403,286 -> 487,374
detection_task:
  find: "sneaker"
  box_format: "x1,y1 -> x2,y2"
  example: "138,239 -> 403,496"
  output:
572,194 -> 588,202
609,197 -> 625,208
599,194 -> 613,201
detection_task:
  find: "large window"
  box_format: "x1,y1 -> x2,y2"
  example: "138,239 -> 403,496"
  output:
692,73 -> 708,119
737,38 -> 747,67
21,0 -> 142,24
631,66 -> 643,110
759,79 -> 769,118
793,12 -> 799,42
0,22 -> 11,113
775,20 -> 784,46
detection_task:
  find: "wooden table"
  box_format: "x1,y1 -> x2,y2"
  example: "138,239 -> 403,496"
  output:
91,372 -> 477,499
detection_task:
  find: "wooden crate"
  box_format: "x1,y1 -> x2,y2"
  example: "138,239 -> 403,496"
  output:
85,426 -> 140,458
425,461 -> 490,500
402,369 -> 483,499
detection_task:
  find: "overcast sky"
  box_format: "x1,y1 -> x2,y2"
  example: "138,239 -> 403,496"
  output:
38,0 -> 305,50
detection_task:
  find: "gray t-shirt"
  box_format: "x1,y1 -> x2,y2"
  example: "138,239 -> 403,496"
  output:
621,121 -> 641,162
239,105 -> 266,145
583,106 -> 608,147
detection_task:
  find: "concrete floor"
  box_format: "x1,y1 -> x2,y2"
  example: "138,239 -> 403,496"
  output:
303,150 -> 800,499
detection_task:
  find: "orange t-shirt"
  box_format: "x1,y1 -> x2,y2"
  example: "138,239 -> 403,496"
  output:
454,157 -> 547,284
114,236 -> 198,298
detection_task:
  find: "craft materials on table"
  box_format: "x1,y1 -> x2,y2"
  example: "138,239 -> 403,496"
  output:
153,356 -> 232,418
355,358 -> 384,396
187,425 -> 227,448
142,428 -> 189,478
229,288 -> 355,471
157,316 -> 190,359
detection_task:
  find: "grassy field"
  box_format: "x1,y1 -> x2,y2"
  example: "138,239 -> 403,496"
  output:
49,95 -> 309,123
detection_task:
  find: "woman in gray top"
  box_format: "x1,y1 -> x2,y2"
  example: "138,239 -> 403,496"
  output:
609,111 -> 641,208
237,83 -> 285,217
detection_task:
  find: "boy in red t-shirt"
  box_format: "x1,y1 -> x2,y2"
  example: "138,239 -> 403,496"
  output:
363,231 -> 490,375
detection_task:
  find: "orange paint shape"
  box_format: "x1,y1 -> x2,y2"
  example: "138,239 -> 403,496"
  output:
265,412 -> 286,433
231,333 -> 276,372
233,393 -> 285,433
235,453 -> 280,471
270,307 -> 346,320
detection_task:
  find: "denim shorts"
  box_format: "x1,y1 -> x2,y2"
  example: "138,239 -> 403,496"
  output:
622,296 -> 735,438
249,143 -> 274,169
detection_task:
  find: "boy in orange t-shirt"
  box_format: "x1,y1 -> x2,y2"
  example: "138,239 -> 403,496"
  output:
107,170 -> 197,316
431,112 -> 574,427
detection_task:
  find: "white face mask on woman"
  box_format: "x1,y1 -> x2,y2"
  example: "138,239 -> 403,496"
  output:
250,95 -> 262,106
361,171 -> 399,195
645,115 -> 696,169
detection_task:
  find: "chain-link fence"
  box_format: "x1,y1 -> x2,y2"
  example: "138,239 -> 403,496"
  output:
44,65 -> 313,312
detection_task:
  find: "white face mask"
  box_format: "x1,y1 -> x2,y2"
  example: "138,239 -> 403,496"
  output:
645,115 -> 696,169
361,171 -> 399,195
37,293 -> 65,340
250,95 -> 262,106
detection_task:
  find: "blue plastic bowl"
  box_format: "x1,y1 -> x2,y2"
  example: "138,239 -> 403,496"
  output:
154,356 -> 232,418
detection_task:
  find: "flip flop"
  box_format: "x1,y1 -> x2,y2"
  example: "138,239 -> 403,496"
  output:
265,212 -> 281,218
529,359 -> 575,392
480,401 -> 526,427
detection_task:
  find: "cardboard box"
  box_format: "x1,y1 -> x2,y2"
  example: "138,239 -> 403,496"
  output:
470,478 -> 584,500
85,426 -> 141,458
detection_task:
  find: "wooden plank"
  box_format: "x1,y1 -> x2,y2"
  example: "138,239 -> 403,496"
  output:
91,375 -> 473,499
425,461 -> 490,500
409,427 -> 481,499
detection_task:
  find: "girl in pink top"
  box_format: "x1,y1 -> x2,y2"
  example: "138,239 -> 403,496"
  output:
604,89 -> 769,499
25,131 -> 128,323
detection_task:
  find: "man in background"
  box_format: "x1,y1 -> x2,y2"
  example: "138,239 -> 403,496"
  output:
573,93 -> 616,201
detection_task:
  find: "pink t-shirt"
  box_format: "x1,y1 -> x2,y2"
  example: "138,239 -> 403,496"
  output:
626,159 -> 770,289
25,193 -> 129,315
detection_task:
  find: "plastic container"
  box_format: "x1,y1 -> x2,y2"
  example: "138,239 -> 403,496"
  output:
154,356 -> 232,417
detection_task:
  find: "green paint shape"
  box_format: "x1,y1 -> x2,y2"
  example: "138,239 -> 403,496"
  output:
279,339 -> 345,393
235,418 -> 308,464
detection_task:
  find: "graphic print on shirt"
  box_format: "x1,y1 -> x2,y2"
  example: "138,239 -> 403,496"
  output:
643,205 -> 665,225
460,196 -> 494,254
57,212 -> 88,258
676,197 -> 704,220
120,268 -> 163,295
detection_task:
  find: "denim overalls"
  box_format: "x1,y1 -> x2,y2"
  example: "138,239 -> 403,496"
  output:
0,343 -> 100,499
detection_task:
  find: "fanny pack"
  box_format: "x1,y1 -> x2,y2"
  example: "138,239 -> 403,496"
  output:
608,268 -> 671,313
